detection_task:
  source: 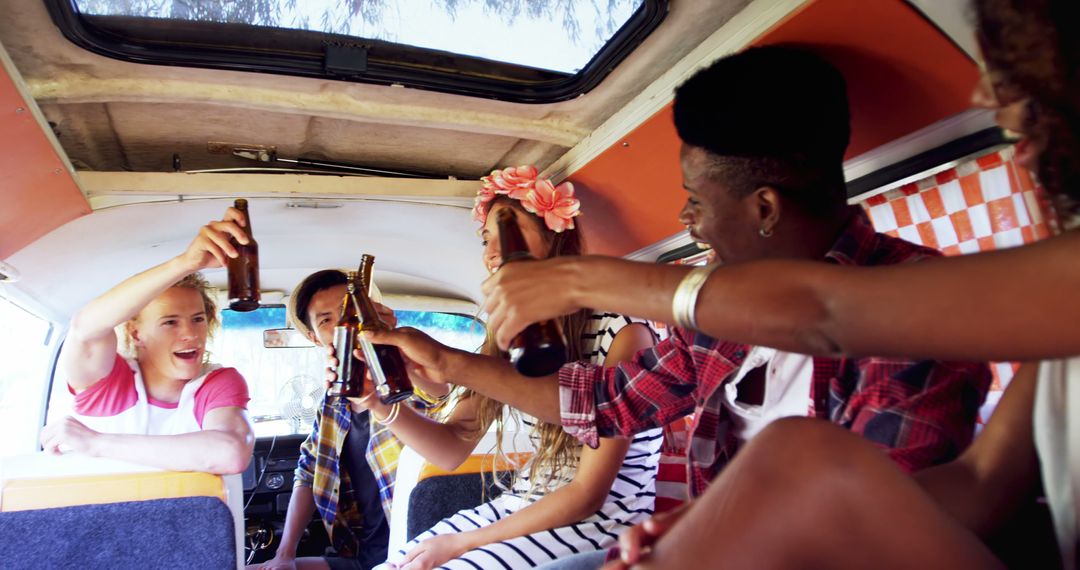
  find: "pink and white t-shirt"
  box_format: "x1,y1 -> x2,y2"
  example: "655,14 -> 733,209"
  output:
71,354 -> 249,436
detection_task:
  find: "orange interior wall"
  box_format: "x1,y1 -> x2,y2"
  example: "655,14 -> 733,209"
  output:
570,0 -> 979,257
0,59 -> 89,260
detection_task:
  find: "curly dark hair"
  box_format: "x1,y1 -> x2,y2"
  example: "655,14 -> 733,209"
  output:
976,0 -> 1080,211
673,46 -> 851,217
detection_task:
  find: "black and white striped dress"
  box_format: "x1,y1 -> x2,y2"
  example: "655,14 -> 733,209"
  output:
383,313 -> 663,569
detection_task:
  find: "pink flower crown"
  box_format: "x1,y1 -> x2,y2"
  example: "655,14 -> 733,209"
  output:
472,165 -> 582,233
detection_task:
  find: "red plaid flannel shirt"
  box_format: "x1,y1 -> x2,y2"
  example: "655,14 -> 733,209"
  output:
559,210 -> 991,498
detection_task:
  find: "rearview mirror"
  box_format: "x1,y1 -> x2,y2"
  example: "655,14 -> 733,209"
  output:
264,328 -> 315,348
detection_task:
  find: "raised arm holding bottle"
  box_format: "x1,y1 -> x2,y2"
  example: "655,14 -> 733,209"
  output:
42,204 -> 255,474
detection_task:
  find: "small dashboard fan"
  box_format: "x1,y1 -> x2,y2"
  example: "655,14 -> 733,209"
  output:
278,374 -> 323,432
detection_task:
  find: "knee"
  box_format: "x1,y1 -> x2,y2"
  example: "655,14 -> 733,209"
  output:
738,417 -> 866,480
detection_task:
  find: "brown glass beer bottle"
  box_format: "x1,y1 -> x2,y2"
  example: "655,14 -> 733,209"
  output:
328,271 -> 365,399
227,198 -> 260,312
494,207 -> 568,376
355,254 -> 414,404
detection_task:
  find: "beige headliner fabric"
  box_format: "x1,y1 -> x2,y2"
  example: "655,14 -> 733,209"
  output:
0,0 -> 749,175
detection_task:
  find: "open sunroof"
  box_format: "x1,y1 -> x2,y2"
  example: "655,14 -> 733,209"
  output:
46,0 -> 668,103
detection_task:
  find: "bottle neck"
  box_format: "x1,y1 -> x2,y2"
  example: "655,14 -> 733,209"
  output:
496,213 -> 532,263
242,209 -> 253,237
358,255 -> 374,295
339,278 -> 359,324
355,285 -> 387,331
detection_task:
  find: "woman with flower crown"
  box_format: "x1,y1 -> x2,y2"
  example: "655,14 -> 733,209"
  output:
345,166 -> 661,570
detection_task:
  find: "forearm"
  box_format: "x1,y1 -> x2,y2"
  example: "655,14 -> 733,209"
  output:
459,481 -> 602,551
444,351 -> 562,424
276,485 -> 317,557
913,363 -> 1041,536
69,256 -> 195,339
914,453 -> 1040,537
695,236 -> 1080,360
566,256 -> 839,356
533,256 -> 835,355
411,376 -> 451,399
91,429 -> 252,474
62,256 -> 200,388
913,460 -> 1000,537
564,257 -> 688,327
369,400 -> 479,471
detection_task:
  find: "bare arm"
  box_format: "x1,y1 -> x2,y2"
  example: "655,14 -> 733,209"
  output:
329,339 -> 485,471
396,324 -> 654,569
357,394 -> 485,472
362,328 -> 564,425
455,324 -> 654,540
40,406 -> 255,474
483,231 -> 1080,361
914,361 -> 1041,537
61,208 -> 251,391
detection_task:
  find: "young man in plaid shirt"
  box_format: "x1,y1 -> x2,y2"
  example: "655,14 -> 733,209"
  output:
366,47 -> 992,568
252,270 -> 447,570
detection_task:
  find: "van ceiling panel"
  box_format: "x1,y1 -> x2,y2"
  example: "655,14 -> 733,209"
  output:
42,102 -> 526,175
8,198 -> 487,320
566,0 -> 979,256
0,43 -> 88,260
0,1 -> 743,179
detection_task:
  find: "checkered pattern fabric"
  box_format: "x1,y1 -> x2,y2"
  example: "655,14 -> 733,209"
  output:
294,394 -> 446,558
650,250 -> 713,512
654,416 -> 692,513
858,145 -> 1061,423
863,147 -> 1058,256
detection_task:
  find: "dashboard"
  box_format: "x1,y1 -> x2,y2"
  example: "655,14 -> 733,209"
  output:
242,434 -> 330,563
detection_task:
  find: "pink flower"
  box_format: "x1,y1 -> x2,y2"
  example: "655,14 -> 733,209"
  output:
473,164 -> 583,232
522,179 -> 581,233
492,165 -> 538,200
478,173 -> 502,197
476,180 -> 498,204
472,197 -> 489,224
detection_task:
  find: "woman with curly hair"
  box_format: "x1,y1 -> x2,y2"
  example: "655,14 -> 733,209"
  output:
346,167 -> 661,570
40,206 -> 254,475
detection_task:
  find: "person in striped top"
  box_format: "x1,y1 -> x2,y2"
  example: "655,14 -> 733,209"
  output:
344,169 -> 661,570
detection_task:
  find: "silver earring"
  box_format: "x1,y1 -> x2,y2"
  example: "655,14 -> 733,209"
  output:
759,227 -> 773,238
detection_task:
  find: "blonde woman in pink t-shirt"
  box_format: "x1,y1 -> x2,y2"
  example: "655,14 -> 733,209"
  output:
40,206 -> 255,475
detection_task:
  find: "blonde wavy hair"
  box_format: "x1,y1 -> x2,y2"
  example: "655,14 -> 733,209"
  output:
456,197 -> 592,497
118,272 -> 220,360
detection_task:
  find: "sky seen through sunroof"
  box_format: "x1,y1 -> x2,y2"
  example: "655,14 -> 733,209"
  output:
76,0 -> 644,73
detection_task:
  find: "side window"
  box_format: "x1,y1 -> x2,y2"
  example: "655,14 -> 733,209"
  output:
0,297 -> 54,457
208,306 -> 484,439
854,144 -> 1061,427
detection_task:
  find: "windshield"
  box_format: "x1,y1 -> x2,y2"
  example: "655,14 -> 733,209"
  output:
210,305 -> 485,438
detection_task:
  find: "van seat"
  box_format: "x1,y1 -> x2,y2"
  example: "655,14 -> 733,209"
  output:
0,454 -> 244,569
406,452 -> 530,541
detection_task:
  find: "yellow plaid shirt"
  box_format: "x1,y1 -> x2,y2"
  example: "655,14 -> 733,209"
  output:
294,389 -> 445,557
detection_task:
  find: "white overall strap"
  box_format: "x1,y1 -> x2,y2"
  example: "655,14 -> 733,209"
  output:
70,358 -> 151,436
129,359 -> 153,435
151,363 -> 222,435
